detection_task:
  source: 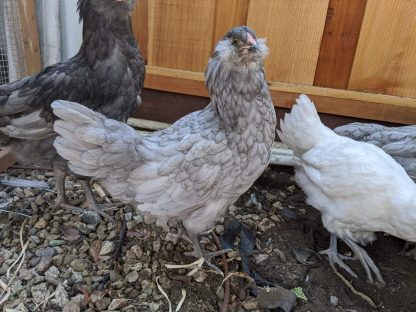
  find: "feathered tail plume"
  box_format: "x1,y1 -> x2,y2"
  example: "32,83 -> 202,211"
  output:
277,94 -> 334,156
52,100 -> 140,202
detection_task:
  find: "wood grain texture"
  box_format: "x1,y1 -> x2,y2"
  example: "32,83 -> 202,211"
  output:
144,66 -> 416,124
313,0 -> 367,89
17,0 -> 41,75
147,0 -> 216,72
213,0 -> 249,45
348,0 -> 416,97
247,0 -> 329,84
132,0 -> 149,62
0,147 -> 16,172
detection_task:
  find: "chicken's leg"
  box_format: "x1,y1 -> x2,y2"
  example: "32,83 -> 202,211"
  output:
75,179 -> 114,221
343,237 -> 385,285
53,166 -> 67,208
183,221 -> 231,274
186,230 -> 231,274
54,174 -> 113,221
320,234 -> 358,278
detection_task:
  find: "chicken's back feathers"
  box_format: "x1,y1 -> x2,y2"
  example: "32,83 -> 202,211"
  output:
335,123 -> 416,179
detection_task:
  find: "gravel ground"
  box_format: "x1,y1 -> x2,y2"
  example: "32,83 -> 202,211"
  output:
0,166 -> 415,312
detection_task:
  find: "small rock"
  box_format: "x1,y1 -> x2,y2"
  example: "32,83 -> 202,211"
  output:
81,211 -> 101,225
273,248 -> 287,263
157,276 -> 171,290
256,286 -> 296,312
108,298 -> 129,311
34,218 -> 47,229
71,259 -> 89,271
153,239 -> 161,252
51,284 -> 69,308
258,218 -> 276,232
70,294 -> 85,306
217,287 -> 224,299
10,279 -> 24,294
126,270 -> 139,283
272,201 -> 284,209
36,256 -> 52,273
49,239 -> 66,247
89,240 -> 102,262
35,247 -> 55,258
95,297 -> 111,310
30,235 -> 40,244
19,268 -> 33,280
192,270 -> 207,283
31,283 -> 47,303
253,253 -> 270,264
52,254 -> 64,266
45,266 -> 60,280
99,241 -> 114,256
243,298 -> 258,310
149,302 -> 161,312
63,254 -> 78,265
24,189 -> 35,197
330,295 -> 339,307
71,271 -> 83,283
131,245 -> 144,259
63,301 -> 80,312
91,290 -> 107,303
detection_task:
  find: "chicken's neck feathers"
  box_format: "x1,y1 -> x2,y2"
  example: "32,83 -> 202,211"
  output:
77,15 -> 136,65
205,60 -> 275,132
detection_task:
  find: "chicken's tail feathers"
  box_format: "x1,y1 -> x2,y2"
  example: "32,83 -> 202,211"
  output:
52,100 -> 139,183
277,94 -> 334,156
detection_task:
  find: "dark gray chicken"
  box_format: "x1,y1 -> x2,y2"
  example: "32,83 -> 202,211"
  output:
335,123 -> 416,180
0,0 -> 145,216
51,26 -> 276,264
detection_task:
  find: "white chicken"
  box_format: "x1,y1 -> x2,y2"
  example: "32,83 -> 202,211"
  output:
277,94 -> 416,284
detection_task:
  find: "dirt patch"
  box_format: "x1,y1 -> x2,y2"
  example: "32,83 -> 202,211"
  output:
0,165 -> 415,311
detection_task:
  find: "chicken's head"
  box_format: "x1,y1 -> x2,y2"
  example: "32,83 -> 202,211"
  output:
212,26 -> 268,67
78,0 -> 136,22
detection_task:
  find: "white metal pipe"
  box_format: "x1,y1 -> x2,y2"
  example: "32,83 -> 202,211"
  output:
59,0 -> 82,60
36,0 -> 61,67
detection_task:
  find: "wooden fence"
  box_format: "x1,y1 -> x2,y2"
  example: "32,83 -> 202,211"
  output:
132,0 -> 416,125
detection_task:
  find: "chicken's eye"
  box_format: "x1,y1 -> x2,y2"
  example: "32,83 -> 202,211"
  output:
232,38 -> 239,46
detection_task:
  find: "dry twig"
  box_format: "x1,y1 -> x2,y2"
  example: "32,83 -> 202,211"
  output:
212,232 -> 230,312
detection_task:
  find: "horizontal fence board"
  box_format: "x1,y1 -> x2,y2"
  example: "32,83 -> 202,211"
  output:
145,66 -> 416,124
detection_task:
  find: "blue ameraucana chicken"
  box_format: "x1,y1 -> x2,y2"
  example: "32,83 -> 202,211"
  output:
0,0 -> 144,217
51,26 -> 276,265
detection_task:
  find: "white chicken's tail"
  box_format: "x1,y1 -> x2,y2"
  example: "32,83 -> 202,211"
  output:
277,94 -> 335,156
52,100 -> 140,202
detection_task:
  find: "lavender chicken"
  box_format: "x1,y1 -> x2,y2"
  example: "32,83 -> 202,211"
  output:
52,26 -> 276,263
0,0 -> 144,217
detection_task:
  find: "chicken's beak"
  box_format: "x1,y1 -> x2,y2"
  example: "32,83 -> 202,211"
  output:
243,32 -> 258,52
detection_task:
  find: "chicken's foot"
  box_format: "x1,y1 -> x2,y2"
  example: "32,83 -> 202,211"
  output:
185,230 -> 232,275
343,237 -> 385,285
320,234 -> 358,279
